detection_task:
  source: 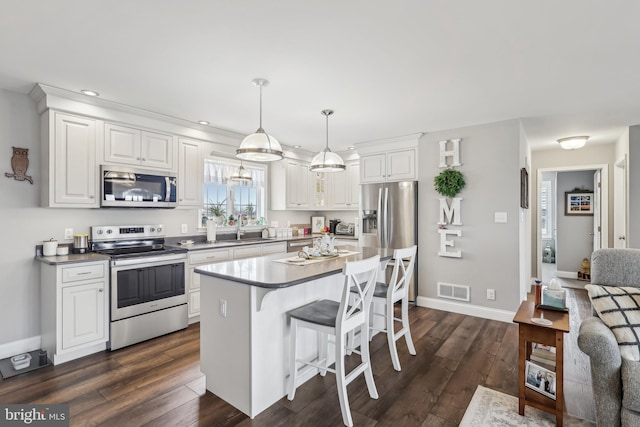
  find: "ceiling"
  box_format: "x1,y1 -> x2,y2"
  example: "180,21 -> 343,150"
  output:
2,1 -> 640,153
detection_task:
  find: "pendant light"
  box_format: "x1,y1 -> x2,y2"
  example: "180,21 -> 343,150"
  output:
236,78 -> 283,162
230,161 -> 252,182
557,136 -> 589,150
310,109 -> 346,172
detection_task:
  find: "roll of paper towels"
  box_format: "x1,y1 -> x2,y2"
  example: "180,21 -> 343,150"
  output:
207,220 -> 217,243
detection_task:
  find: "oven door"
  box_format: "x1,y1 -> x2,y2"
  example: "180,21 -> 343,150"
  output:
111,254 -> 187,321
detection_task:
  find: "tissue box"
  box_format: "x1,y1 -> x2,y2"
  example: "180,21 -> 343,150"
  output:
542,287 -> 567,309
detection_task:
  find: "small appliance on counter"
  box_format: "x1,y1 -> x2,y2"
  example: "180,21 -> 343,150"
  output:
329,219 -> 341,234
335,222 -> 355,236
73,234 -> 89,254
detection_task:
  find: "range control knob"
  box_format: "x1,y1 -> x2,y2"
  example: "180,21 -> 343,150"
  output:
97,229 -> 103,235
106,229 -> 113,234
149,227 -> 155,232
157,227 -> 162,233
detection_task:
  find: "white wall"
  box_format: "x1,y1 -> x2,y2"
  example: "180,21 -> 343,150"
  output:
629,125 -> 640,248
417,119 -> 522,317
556,170 -> 596,272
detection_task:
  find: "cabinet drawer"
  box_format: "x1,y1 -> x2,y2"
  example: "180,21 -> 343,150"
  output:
262,242 -> 286,254
61,263 -> 105,283
233,246 -> 263,259
189,249 -> 230,265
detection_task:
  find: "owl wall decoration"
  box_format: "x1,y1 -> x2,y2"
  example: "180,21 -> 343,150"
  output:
5,146 -> 33,184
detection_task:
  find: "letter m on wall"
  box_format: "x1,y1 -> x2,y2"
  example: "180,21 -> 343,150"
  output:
438,197 -> 462,225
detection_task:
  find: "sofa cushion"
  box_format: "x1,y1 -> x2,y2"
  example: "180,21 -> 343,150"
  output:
622,358 -> 640,412
585,284 -> 640,361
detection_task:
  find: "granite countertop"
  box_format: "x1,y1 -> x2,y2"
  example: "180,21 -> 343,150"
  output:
37,252 -> 111,265
195,246 -> 393,289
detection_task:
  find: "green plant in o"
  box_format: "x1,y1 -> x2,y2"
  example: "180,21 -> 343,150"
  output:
434,169 -> 465,198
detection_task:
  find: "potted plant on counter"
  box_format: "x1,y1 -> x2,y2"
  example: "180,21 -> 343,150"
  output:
246,203 -> 256,225
208,199 -> 226,225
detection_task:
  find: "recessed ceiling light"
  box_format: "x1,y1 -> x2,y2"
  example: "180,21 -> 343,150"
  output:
198,121 -> 210,125
348,146 -> 356,150
80,90 -> 99,97
293,145 -> 301,149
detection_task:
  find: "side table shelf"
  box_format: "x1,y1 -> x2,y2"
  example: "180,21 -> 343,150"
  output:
513,301 -> 570,427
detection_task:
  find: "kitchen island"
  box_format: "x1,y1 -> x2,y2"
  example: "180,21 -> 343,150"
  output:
195,247 -> 393,418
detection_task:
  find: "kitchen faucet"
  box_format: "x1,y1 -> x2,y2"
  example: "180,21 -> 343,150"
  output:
237,224 -> 245,240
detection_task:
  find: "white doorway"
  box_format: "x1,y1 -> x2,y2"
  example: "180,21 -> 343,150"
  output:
536,164 -> 609,287
614,156 -> 628,248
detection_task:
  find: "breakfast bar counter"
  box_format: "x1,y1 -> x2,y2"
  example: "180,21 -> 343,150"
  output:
195,247 -> 392,418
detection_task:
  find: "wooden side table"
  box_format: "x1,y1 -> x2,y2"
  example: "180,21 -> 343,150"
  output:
513,301 -> 570,427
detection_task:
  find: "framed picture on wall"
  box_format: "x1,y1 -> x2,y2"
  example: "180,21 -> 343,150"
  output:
520,168 -> 529,209
311,216 -> 326,233
565,191 -> 594,216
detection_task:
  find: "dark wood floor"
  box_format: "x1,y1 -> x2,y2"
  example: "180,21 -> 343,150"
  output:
0,290 -> 592,426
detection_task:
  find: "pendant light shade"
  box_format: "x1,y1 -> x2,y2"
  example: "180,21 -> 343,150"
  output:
557,135 -> 589,150
310,109 -> 346,172
230,161 -> 252,182
236,78 -> 283,162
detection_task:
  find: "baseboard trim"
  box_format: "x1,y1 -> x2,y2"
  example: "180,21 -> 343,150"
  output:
557,270 -> 578,279
0,336 -> 41,360
416,297 -> 516,323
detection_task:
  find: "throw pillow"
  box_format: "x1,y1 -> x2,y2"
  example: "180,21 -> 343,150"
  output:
585,284 -> 640,361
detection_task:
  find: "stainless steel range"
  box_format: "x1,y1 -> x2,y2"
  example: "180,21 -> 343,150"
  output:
91,224 -> 188,351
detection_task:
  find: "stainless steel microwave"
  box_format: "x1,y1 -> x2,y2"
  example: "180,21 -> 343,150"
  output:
101,166 -> 177,208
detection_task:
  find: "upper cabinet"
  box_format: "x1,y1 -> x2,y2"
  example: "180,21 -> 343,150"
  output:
104,123 -> 175,170
361,148 -> 416,183
42,112 -> 99,208
271,159 -> 314,210
177,138 -> 203,207
327,161 -> 360,209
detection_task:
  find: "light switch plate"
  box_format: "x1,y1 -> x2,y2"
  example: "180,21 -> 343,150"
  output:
494,212 -> 508,223
181,224 -> 188,233
64,228 -> 74,239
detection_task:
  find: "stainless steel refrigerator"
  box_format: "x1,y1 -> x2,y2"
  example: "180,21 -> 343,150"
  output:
360,181 -> 418,299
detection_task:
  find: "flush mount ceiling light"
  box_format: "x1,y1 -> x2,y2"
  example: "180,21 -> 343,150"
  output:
557,135 -> 589,150
310,109 -> 346,173
230,161 -> 252,182
197,120 -> 210,125
80,89 -> 99,97
236,78 -> 283,162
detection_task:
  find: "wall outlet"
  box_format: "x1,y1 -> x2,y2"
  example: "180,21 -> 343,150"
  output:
219,299 -> 227,318
181,224 -> 188,233
64,228 -> 74,239
487,289 -> 496,300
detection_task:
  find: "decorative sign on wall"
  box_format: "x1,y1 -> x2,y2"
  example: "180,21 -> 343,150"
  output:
435,139 -> 464,258
5,146 -> 33,184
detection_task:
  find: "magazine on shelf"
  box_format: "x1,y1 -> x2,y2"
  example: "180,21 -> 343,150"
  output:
525,360 -> 557,400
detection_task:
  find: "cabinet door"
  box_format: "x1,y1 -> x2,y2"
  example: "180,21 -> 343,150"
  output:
348,162 -> 360,206
54,113 -> 98,206
188,291 -> 201,317
178,138 -> 203,206
329,161 -> 360,209
104,123 -> 141,166
387,149 -> 416,181
141,131 -> 174,170
286,161 -> 310,208
61,281 -> 106,350
311,172 -> 327,208
361,153 -> 387,183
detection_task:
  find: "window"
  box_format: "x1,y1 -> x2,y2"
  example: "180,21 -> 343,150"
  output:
203,159 -> 266,226
540,180 -> 554,239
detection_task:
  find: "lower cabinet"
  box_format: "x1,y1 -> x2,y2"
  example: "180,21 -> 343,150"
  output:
186,242 -> 287,320
40,260 -> 109,365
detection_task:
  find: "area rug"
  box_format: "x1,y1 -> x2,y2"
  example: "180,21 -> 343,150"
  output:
459,385 -> 594,427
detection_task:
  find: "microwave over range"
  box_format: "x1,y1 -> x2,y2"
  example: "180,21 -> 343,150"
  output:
101,166 -> 177,208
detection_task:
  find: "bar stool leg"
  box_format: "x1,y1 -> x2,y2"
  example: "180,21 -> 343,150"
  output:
335,333 -> 353,427
287,319 -> 299,400
360,323 -> 379,399
402,297 -> 416,356
387,300 -> 402,371
318,331 -> 328,376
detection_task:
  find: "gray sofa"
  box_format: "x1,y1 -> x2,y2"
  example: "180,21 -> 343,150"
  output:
578,248 -> 640,427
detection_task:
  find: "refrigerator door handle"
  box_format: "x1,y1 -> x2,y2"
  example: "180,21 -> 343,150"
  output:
384,187 -> 390,247
377,187 -> 383,247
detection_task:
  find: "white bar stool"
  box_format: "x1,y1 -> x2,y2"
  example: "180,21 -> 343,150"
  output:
287,255 -> 380,427
351,245 -> 417,371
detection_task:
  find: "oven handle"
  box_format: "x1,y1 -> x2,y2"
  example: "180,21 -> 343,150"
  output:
110,253 -> 187,267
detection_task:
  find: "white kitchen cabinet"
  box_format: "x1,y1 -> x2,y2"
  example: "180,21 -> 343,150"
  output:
360,149 -> 416,183
40,260 -> 109,365
328,161 -> 360,209
178,138 -> 203,207
187,248 -> 230,320
271,159 -> 314,210
261,242 -> 287,254
41,112 -> 99,207
104,123 -> 175,170
232,245 -> 263,259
